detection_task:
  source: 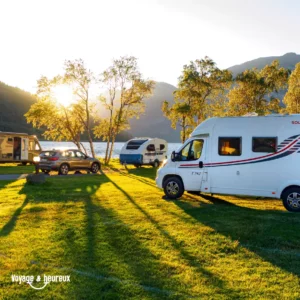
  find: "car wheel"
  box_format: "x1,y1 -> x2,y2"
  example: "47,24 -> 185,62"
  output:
163,177 -> 184,199
59,164 -> 69,175
153,160 -> 159,168
91,162 -> 100,174
282,187 -> 300,212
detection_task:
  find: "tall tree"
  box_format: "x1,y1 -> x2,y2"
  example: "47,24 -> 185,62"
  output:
175,57 -> 232,124
63,59 -> 96,157
283,62 -> 300,114
162,101 -> 194,143
25,76 -> 86,152
228,60 -> 289,116
94,56 -> 154,164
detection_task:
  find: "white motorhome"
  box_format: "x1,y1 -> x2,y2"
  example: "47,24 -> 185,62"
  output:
0,132 -> 42,165
120,138 -> 168,168
156,115 -> 300,212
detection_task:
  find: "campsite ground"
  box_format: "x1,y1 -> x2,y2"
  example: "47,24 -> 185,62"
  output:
0,161 -> 299,299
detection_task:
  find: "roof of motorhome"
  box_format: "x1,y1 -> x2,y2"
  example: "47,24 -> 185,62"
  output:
191,114 -> 300,137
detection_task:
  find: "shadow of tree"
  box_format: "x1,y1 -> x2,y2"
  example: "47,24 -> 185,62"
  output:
173,193 -> 300,277
100,173 -> 242,298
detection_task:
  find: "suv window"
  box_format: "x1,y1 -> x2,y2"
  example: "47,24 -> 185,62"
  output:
219,137 -> 241,156
252,137 -> 277,153
40,151 -> 57,157
75,151 -> 86,158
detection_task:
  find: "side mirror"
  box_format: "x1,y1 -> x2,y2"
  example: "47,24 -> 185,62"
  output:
199,161 -> 203,168
171,151 -> 175,162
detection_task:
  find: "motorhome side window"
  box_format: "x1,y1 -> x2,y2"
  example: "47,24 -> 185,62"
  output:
219,137 -> 241,156
252,137 -> 277,153
180,139 -> 204,161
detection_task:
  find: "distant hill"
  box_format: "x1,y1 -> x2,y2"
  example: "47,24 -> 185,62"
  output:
228,52 -> 300,77
128,82 -> 180,142
0,81 -> 39,134
2,53 -> 300,143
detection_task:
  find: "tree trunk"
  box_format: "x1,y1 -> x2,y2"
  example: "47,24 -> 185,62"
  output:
107,136 -> 116,164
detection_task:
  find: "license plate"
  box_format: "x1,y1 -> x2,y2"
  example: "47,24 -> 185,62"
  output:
41,159 -> 47,162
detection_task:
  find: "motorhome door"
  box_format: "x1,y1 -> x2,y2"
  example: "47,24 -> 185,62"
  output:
21,138 -> 28,160
175,138 -> 207,191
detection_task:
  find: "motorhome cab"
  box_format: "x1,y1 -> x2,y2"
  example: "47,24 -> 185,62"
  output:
156,115 -> 300,212
120,138 -> 168,168
0,132 -> 42,165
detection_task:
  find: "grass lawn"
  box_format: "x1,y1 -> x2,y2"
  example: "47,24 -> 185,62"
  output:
0,163 -> 35,174
0,162 -> 300,299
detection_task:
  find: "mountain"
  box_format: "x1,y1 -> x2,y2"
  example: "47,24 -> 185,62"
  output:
128,82 -> 180,142
0,81 -> 39,134
228,52 -> 300,77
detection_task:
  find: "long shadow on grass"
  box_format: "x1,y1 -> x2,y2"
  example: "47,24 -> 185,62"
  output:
174,194 -> 300,277
102,174 -> 241,298
0,181 -> 31,237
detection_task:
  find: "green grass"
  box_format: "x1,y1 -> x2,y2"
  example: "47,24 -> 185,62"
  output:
0,163 -> 34,174
0,161 -> 300,299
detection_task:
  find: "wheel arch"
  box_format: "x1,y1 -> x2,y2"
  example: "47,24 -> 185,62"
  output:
280,185 -> 300,198
162,174 -> 185,190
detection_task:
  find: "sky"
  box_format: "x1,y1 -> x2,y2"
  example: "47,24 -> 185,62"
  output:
0,0 -> 300,93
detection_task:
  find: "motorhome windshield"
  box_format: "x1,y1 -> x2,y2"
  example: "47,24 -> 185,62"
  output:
126,139 -> 148,150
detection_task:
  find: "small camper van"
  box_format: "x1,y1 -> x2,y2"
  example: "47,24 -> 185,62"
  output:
156,115 -> 300,212
120,138 -> 168,168
0,132 -> 42,165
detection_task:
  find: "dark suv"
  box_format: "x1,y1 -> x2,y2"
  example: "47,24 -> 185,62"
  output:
39,149 -> 101,175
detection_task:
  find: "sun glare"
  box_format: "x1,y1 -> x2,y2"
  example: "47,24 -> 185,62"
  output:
52,85 -> 75,107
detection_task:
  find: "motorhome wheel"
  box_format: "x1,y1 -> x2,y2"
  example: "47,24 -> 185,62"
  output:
163,177 -> 184,199
282,187 -> 300,212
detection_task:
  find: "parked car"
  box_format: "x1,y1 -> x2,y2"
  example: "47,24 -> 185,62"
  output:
39,149 -> 101,175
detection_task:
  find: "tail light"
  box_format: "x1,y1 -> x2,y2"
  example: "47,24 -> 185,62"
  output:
48,157 -> 59,161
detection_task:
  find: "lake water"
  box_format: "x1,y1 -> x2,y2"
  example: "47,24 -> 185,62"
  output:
40,141 -> 183,158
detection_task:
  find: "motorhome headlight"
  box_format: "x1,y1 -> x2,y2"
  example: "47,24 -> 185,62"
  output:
161,158 -> 168,167
33,156 -> 40,163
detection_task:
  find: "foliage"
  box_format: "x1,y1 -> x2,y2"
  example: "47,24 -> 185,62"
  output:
63,59 -> 96,157
228,60 -> 289,116
25,76 -> 86,152
283,62 -> 300,114
175,57 -> 233,124
162,101 -> 195,142
94,56 -> 154,164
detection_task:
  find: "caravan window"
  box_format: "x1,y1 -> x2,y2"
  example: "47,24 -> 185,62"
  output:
252,137 -> 277,153
160,144 -> 165,150
146,144 -> 155,151
219,137 -> 241,156
126,139 -> 148,150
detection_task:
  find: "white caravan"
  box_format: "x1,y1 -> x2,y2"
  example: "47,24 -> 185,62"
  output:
0,132 -> 42,165
120,138 -> 168,168
156,115 -> 300,212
